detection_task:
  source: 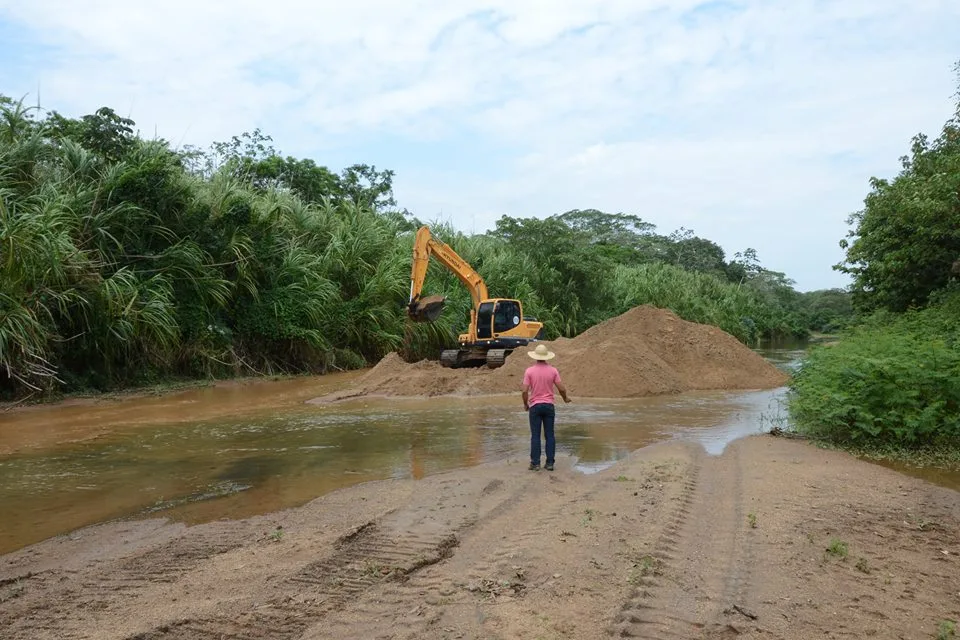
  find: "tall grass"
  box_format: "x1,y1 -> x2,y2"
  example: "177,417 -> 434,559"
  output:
611,263 -> 800,343
0,97 -> 811,398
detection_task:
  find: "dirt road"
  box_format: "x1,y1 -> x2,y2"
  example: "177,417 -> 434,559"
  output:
1,436 -> 958,639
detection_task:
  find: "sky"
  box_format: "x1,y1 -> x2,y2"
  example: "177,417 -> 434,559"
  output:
1,1 -> 958,291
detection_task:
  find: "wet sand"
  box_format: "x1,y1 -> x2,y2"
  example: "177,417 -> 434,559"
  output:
2,435 -> 957,640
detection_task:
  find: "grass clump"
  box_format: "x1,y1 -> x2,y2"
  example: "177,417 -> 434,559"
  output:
825,539 -> 848,559
938,619 -> 957,640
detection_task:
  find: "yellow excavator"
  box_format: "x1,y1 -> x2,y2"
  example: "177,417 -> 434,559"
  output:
407,225 -> 544,368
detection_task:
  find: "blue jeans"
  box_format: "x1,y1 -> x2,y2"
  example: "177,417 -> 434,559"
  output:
529,403 -> 555,466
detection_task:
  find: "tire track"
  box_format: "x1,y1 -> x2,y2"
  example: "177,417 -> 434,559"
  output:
607,461 -> 703,639
711,444 -> 758,637
608,447 -> 750,639
2,531 -> 250,640
300,470 -> 554,639
127,520 -> 462,640
125,473 -> 533,640
315,456 -> 694,640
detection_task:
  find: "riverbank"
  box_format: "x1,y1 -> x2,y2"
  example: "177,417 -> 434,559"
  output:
2,435 -> 957,640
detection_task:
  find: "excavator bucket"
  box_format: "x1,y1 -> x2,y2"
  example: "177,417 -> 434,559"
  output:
407,295 -> 446,322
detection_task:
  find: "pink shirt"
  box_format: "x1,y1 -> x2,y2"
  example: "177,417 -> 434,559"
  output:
523,362 -> 562,407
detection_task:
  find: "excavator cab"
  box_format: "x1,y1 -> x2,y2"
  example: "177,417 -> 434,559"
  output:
476,299 -> 522,339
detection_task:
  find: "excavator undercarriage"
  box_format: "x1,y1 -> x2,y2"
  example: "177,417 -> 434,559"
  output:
440,347 -> 511,369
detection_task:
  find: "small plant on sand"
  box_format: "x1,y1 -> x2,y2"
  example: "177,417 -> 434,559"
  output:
938,619 -> 957,640
916,518 -> 938,531
855,557 -> 870,574
747,513 -> 757,528
581,508 -> 597,526
0,578 -> 24,603
826,539 -> 848,559
615,475 -> 631,482
269,526 -> 284,542
628,555 -> 663,584
636,555 -> 661,576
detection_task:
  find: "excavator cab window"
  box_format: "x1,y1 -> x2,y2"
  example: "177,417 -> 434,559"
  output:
493,300 -> 521,334
476,302 -> 494,339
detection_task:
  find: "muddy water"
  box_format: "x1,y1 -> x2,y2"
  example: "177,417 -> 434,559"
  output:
0,348 -> 953,556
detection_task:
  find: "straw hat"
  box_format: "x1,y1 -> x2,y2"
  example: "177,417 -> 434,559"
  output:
528,344 -> 555,361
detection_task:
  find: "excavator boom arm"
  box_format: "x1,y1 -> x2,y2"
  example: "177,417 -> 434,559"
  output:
409,226 -> 489,315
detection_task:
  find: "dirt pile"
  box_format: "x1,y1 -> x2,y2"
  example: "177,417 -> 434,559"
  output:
318,305 -> 789,401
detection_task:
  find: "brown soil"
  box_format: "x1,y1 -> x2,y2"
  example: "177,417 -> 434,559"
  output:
314,306 -> 789,402
2,436 -> 957,640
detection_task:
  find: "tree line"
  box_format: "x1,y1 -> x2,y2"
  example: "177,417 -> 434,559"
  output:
0,94 -> 848,399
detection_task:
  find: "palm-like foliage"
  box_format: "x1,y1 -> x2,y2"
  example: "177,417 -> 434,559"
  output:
0,95 -> 815,398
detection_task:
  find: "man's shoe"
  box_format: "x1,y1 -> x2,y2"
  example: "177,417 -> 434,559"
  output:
545,463 -> 554,471
528,463 -> 540,470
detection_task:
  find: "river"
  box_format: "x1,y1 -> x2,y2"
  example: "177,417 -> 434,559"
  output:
0,346 -> 954,556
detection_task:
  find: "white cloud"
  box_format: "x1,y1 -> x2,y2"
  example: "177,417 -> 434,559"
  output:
1,0 -> 958,289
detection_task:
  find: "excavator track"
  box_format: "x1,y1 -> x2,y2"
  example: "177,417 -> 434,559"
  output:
485,349 -> 510,369
440,350 -> 462,369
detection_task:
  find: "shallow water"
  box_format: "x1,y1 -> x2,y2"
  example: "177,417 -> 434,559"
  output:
0,387 -> 786,555
0,347 -> 954,556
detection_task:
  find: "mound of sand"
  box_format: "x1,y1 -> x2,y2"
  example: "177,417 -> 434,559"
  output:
314,305 -> 790,401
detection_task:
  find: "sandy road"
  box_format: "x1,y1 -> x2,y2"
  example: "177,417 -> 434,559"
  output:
1,435 -> 958,640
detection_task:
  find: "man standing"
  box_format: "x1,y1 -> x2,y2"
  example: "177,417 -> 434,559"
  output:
521,344 -> 571,471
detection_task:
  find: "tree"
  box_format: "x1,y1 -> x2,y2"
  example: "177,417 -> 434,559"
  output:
179,133 -> 397,210
800,288 -> 854,332
46,107 -> 137,162
726,247 -> 762,283
665,228 -> 727,276
835,65 -> 960,312
556,209 -> 666,264
339,163 -> 396,209
490,214 -> 615,336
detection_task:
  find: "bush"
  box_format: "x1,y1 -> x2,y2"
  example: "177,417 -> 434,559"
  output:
787,293 -> 960,447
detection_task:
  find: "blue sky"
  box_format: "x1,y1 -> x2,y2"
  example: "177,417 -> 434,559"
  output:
1,0 -> 958,291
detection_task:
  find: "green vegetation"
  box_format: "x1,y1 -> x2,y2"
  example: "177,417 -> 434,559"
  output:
825,539 -> 848,559
787,64 -> 960,459
0,93 -> 843,399
628,554 -> 662,584
788,295 -> 960,447
939,620 -> 957,640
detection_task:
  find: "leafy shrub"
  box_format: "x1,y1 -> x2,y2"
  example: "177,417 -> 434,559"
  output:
787,293 -> 960,446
